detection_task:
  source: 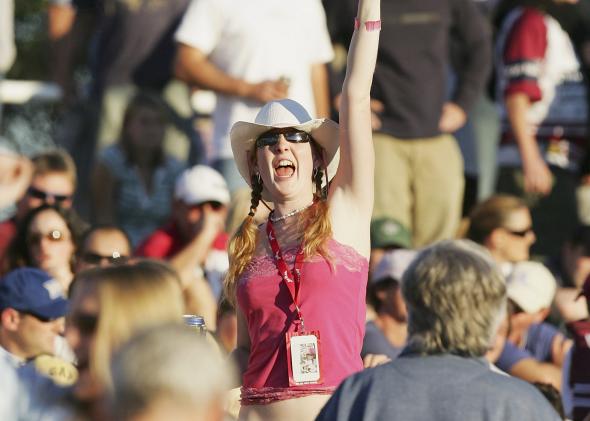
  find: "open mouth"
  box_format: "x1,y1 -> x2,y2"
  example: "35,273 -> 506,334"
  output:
274,159 -> 295,178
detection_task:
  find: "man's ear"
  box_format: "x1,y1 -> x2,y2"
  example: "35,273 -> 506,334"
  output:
487,228 -> 504,251
1,308 -> 21,331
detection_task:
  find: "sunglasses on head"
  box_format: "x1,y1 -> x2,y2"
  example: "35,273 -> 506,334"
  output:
255,130 -> 311,148
81,251 -> 129,266
27,229 -> 67,246
504,227 -> 533,237
27,186 -> 72,203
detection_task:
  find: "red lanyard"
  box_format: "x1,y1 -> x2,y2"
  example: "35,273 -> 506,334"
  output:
266,220 -> 307,331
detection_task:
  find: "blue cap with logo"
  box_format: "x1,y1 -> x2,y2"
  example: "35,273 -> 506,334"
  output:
0,268 -> 68,320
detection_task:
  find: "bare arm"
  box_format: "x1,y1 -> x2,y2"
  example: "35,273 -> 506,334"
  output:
551,334 -> 573,367
329,0 -> 380,255
182,275 -> 218,332
506,93 -> 552,195
48,5 -> 95,105
509,358 -> 563,391
311,63 -> 331,119
174,44 -> 288,104
169,205 -> 224,283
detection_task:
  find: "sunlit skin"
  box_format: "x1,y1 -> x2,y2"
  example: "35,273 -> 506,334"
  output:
66,281 -> 101,401
255,131 -> 319,217
8,311 -> 64,359
173,201 -> 228,241
18,173 -> 75,217
28,208 -> 75,283
77,229 -> 131,271
486,207 -> 536,264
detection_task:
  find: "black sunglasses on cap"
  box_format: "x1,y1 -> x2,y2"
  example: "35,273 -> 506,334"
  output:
27,186 -> 72,203
255,130 -> 311,148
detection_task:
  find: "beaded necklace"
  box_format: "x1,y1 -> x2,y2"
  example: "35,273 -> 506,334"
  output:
269,201 -> 314,223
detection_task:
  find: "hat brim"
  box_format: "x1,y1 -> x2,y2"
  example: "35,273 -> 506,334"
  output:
230,118 -> 340,198
28,298 -> 69,320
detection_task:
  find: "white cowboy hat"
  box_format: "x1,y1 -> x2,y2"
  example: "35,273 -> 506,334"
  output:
230,99 -> 340,189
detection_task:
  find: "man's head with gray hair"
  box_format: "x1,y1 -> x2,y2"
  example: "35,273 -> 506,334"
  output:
402,240 -> 507,357
110,323 -> 235,421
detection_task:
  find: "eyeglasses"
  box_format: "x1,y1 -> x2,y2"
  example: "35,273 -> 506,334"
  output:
504,227 -> 534,237
81,251 -> 129,266
27,230 -> 68,246
255,130 -> 311,148
27,186 -> 72,204
68,313 -> 98,336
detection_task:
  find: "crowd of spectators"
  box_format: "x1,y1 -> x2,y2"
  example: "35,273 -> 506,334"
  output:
2,0 -> 590,420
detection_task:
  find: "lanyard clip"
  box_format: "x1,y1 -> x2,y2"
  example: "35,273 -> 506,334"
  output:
294,305 -> 305,332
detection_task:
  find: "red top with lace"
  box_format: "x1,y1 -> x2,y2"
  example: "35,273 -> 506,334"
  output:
237,238 -> 368,405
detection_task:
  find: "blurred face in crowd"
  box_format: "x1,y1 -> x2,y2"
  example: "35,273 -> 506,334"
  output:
27,208 -> 75,275
174,200 -> 227,239
375,280 -> 407,322
77,229 -> 131,271
125,106 -> 166,152
490,207 -> 535,263
1,308 -> 64,359
20,172 -> 74,215
66,280 -> 101,400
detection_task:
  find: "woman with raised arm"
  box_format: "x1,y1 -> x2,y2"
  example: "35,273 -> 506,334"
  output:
225,0 -> 380,419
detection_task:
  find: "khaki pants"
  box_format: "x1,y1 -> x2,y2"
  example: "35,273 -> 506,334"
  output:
373,133 -> 464,248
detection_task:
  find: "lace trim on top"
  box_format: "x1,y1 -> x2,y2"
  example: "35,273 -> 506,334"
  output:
243,238 -> 367,278
241,386 -> 335,405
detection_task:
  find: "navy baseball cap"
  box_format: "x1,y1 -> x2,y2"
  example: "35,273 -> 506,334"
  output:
0,268 -> 68,320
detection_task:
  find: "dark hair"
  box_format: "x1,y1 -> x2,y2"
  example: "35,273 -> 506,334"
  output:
465,195 -> 527,245
367,278 -> 398,313
4,204 -> 87,274
569,225 -> 590,251
533,383 -> 565,420
31,148 -> 77,189
79,224 -> 132,258
120,90 -> 169,167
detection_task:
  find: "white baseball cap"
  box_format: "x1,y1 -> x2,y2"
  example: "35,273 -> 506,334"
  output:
506,261 -> 557,314
371,249 -> 418,284
174,165 -> 230,206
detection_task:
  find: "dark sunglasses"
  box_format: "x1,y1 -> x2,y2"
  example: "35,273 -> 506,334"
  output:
202,201 -> 224,211
27,186 -> 72,203
255,130 -> 311,148
81,251 -> 129,266
504,227 -> 534,237
27,229 -> 67,246
69,313 -> 98,336
19,311 -> 54,323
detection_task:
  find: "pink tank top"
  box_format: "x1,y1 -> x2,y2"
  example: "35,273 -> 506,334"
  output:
237,238 -> 368,405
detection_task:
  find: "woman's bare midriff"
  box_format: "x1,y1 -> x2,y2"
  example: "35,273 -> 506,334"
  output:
238,394 -> 331,421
